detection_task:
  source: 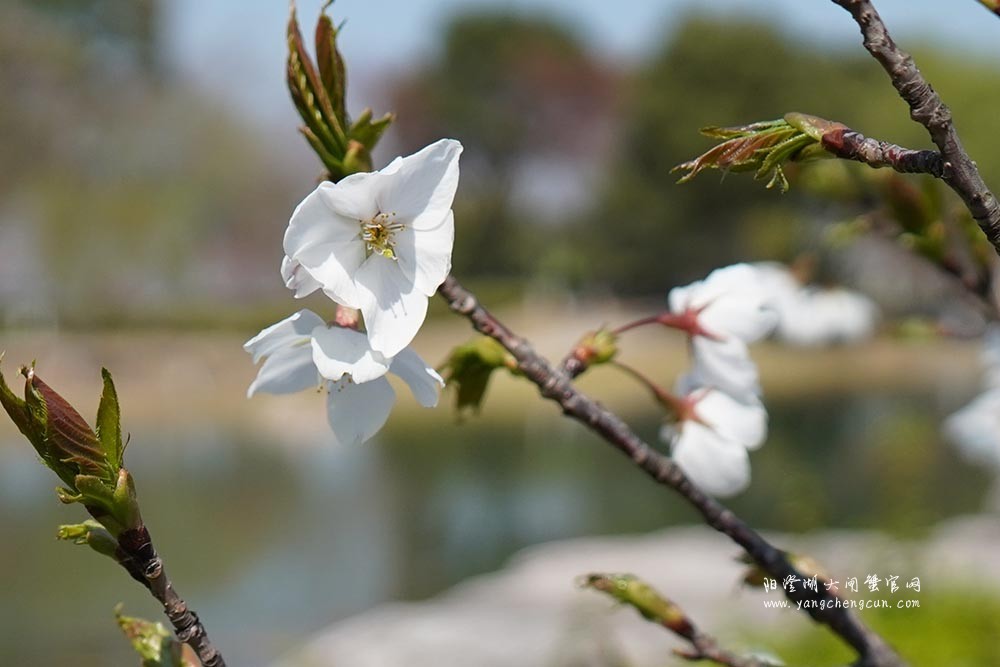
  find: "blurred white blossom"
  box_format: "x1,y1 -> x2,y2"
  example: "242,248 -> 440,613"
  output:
659,378 -> 768,497
752,262 -> 879,347
944,325 -> 1000,475
667,263 -> 778,401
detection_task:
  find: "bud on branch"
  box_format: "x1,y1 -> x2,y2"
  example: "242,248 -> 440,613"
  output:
674,112 -> 944,192
287,1 -> 393,180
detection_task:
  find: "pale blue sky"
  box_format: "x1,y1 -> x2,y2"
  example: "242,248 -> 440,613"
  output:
162,0 -> 1000,129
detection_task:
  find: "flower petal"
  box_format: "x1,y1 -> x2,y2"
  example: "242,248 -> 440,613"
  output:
326,376 -> 396,446
375,139 -> 462,231
390,347 -> 445,407
284,184 -> 367,307
943,389 -> 1000,470
689,336 -> 762,402
281,255 -> 322,298
354,257 -> 429,357
669,264 -> 777,343
247,346 -> 319,398
317,172 -> 382,221
243,310 -> 326,363
669,421 -> 751,497
693,388 -> 768,450
396,210 -> 454,296
295,241 -> 366,307
311,326 -> 391,384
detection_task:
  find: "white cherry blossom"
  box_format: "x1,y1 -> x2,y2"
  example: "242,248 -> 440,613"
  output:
943,389 -> 1000,471
244,309 -> 443,446
283,139 -> 462,357
751,262 -> 879,347
659,380 -> 768,497
667,264 -> 778,400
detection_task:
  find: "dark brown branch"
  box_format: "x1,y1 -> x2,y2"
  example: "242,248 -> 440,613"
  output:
438,275 -> 904,667
116,525 -> 226,667
976,0 -> 1000,17
831,0 -> 1000,254
821,128 -> 943,177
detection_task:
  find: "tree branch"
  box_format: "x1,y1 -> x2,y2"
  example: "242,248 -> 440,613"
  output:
977,0 -> 1000,17
116,525 -> 226,667
820,127 -> 943,177
831,0 -> 1000,254
437,275 -> 904,667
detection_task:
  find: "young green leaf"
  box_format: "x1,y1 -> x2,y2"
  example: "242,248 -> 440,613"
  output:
96,368 -> 124,472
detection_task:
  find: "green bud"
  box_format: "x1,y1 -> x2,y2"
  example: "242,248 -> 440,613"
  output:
581,573 -> 692,637
568,328 -> 618,374
116,606 -> 193,667
0,362 -> 141,536
439,337 -> 518,414
57,519 -> 119,559
0,361 -> 110,488
784,112 -> 844,142
286,2 -> 393,181
738,551 -> 833,590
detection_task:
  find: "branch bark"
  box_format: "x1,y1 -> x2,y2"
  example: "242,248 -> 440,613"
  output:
977,0 -> 1000,17
820,128 -> 943,177
116,525 -> 226,667
831,0 -> 1000,254
438,275 -> 905,667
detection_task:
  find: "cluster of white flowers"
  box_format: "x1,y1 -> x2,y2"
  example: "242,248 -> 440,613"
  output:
657,262 -> 880,496
943,326 -> 1000,474
245,140 -> 463,444
752,262 -> 879,347
657,264 -> 777,497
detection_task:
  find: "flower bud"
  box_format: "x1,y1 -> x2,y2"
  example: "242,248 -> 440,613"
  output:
0,360 -> 106,488
0,361 -> 140,535
581,573 -> 693,637
567,328 -> 618,376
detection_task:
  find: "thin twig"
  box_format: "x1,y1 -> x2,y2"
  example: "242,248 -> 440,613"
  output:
116,525 -> 226,667
438,275 -> 904,667
976,0 -> 1000,17
831,0 -> 1000,252
820,128 -> 943,177
584,573 -> 774,667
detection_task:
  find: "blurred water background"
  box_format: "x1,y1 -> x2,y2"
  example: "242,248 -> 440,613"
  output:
3,0 -> 1000,665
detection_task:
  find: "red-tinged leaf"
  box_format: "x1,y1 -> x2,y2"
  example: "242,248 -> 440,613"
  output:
316,9 -> 347,128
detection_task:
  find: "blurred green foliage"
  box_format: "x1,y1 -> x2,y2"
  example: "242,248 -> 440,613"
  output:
390,11 -> 1000,295
581,16 -> 1000,294
751,589 -> 1000,666
6,6 -> 1000,324
0,1 -> 303,327
389,12 -> 615,279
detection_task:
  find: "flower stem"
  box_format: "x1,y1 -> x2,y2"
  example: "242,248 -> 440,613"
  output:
611,314 -> 664,335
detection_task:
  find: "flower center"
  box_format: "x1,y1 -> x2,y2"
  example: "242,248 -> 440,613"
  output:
360,212 -> 405,260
